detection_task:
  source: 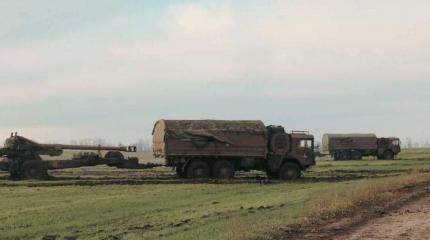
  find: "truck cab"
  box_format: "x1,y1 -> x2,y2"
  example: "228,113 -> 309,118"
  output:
377,137 -> 401,160
289,131 -> 316,168
266,128 -> 316,180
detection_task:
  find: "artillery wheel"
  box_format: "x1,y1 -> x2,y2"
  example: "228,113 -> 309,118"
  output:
8,159 -> 20,179
105,151 -> 124,159
186,160 -> 210,179
212,160 -> 235,179
279,162 -> 301,180
22,161 -> 47,180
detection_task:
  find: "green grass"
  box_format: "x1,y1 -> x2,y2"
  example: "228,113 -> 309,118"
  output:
309,148 -> 430,177
0,148 -> 430,240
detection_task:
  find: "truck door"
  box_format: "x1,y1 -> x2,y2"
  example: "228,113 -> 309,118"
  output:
297,139 -> 315,166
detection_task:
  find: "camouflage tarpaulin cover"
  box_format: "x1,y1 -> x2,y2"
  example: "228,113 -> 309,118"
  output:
321,133 -> 377,153
152,120 -> 268,157
162,120 -> 266,131
161,120 -> 266,141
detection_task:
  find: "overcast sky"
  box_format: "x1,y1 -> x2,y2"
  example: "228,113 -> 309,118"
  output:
0,0 -> 429,144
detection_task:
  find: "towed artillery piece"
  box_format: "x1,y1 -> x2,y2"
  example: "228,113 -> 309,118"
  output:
0,133 -> 158,179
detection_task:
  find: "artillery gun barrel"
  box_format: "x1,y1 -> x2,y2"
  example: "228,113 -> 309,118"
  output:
40,144 -> 136,152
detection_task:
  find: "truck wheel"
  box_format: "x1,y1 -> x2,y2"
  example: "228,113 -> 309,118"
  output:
176,164 -> 186,178
351,151 -> 362,160
344,151 -> 352,160
212,160 -> 235,179
334,152 -> 347,161
382,150 -> 394,160
279,162 -> 301,180
266,171 -> 278,179
186,160 -> 210,179
22,161 -> 47,180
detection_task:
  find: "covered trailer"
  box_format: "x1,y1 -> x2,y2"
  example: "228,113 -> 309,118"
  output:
321,133 -> 400,160
153,119 -> 316,180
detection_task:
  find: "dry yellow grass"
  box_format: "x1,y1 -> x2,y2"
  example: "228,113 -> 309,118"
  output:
303,172 -> 430,224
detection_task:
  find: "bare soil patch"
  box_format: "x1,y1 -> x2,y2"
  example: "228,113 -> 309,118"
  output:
337,194 -> 430,240
273,183 -> 430,240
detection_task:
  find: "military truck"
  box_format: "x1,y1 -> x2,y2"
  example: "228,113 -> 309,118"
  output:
321,133 -> 401,160
152,120 -> 315,180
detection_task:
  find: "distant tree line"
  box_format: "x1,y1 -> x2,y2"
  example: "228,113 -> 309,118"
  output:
131,138 -> 152,151
68,138 -> 152,151
402,138 -> 430,149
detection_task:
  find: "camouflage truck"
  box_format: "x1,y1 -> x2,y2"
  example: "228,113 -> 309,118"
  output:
321,134 -> 401,160
152,120 -> 315,180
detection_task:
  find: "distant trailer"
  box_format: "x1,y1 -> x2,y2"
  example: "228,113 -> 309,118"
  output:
321,133 -> 401,160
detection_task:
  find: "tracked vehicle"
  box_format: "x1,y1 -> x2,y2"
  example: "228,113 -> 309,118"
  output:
152,120 -> 315,180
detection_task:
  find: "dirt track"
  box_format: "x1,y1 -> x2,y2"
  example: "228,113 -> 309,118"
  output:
336,194 -> 430,240
275,183 -> 430,240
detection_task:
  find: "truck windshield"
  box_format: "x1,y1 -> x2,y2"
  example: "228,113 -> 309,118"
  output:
300,140 -> 313,149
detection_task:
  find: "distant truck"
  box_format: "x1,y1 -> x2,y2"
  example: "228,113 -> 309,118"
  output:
321,134 -> 401,160
152,120 -> 315,180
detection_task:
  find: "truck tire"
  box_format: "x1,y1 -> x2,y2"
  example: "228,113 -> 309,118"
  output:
176,164 -> 186,178
334,151 -> 349,161
333,152 -> 342,161
344,151 -> 352,160
22,161 -> 47,180
382,150 -> 394,160
351,151 -> 362,160
186,160 -> 210,179
212,160 -> 235,179
279,162 -> 301,180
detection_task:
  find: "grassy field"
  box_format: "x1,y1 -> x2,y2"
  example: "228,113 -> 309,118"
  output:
0,149 -> 430,240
